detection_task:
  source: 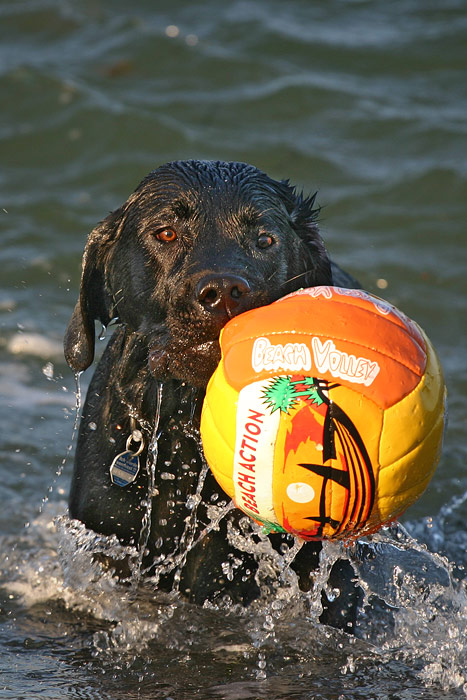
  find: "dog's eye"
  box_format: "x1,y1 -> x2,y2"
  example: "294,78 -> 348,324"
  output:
257,234 -> 274,249
155,228 -> 177,243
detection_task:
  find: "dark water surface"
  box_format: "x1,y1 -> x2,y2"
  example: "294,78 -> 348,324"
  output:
1,1 -> 466,698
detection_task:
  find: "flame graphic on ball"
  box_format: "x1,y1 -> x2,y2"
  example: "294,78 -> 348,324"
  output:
261,375 -> 375,539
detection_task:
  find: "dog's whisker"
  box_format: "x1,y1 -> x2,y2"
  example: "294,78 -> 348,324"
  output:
265,268 -> 281,283
282,270 -> 310,287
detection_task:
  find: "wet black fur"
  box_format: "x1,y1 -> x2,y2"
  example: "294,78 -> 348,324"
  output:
64,160 -> 360,628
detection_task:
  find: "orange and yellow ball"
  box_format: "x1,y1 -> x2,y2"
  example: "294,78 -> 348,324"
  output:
200,286 -> 446,540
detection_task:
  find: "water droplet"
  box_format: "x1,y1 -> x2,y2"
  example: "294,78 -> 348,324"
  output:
42,362 -> 54,380
186,494 -> 201,510
165,24 -> 179,37
160,472 -> 175,481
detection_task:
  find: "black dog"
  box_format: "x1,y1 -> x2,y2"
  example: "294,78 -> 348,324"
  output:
64,160 -> 360,628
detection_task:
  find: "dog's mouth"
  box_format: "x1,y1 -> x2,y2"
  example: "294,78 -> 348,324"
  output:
147,288 -> 274,387
148,337 -> 221,388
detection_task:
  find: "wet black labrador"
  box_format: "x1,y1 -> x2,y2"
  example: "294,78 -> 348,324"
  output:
64,160 -> 360,628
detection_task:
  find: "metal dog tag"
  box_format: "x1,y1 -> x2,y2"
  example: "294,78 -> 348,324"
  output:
109,429 -> 145,487
110,450 -> 140,487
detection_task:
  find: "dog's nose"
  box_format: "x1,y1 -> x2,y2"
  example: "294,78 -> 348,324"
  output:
196,274 -> 251,317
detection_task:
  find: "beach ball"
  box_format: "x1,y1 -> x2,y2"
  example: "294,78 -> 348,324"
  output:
200,286 -> 446,541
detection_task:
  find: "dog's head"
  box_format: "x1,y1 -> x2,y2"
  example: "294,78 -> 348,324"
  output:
64,160 -> 332,387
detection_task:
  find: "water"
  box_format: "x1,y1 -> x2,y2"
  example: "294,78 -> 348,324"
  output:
1,0 -> 466,697
2,504 -> 465,698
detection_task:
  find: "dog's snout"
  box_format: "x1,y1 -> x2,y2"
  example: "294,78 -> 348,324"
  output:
196,274 -> 251,317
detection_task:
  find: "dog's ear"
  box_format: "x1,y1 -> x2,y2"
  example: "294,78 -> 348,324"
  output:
287,188 -> 332,287
64,206 -> 125,372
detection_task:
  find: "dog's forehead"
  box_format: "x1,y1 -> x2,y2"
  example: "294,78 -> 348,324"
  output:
141,160 -> 291,221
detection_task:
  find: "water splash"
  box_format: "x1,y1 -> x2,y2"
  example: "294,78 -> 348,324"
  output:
252,537 -> 305,680
135,382 -> 163,580
349,523 -> 467,692
170,458 -> 211,592
30,371 -> 82,523
3,495 -> 466,695
307,540 -> 346,621
142,457 -> 211,587
5,371 -> 465,694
